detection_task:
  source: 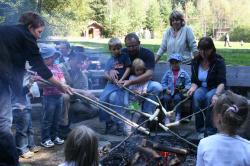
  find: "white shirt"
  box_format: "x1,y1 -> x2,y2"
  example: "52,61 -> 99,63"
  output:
196,133 -> 250,166
198,65 -> 208,87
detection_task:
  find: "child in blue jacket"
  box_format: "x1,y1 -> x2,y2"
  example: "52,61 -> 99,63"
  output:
161,53 -> 191,123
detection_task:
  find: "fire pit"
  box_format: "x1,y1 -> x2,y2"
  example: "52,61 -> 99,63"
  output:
100,134 -> 196,166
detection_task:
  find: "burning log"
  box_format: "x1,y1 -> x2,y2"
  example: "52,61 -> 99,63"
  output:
133,146 -> 165,166
137,145 -> 161,158
141,139 -> 188,155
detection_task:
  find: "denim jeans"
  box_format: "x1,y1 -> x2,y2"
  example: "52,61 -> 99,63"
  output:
0,79 -> 12,133
108,90 -> 126,126
162,92 -> 184,114
142,81 -> 162,114
13,109 -> 35,155
192,87 -> 217,135
41,95 -> 63,142
0,79 -> 19,165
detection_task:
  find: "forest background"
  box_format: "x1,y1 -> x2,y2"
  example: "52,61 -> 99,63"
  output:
1,0 -> 250,42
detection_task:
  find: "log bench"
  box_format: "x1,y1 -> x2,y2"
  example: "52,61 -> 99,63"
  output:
88,63 -> 250,140
88,62 -> 250,98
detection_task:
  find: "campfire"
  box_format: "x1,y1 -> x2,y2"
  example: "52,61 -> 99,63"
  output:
100,135 -> 196,166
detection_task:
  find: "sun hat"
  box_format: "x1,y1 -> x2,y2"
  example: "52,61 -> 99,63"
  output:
168,53 -> 183,62
40,45 -> 61,59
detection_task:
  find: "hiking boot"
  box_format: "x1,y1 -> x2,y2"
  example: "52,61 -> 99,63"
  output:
30,146 -> 41,153
53,137 -> 64,145
41,139 -> 55,148
20,151 -> 34,159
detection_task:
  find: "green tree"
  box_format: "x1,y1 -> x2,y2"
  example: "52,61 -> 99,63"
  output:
89,0 -> 108,25
127,0 -> 147,33
145,0 -> 161,37
0,0 -> 36,25
158,0 -> 172,26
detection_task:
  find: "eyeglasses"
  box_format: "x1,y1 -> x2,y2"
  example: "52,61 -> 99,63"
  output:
126,45 -> 140,49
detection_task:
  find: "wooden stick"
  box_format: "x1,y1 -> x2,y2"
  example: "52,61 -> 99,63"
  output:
26,70 -> 150,135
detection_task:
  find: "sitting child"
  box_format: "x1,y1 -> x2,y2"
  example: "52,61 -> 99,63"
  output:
58,125 -> 99,166
99,38 -> 131,135
196,91 -> 250,166
38,45 -> 66,148
161,53 -> 191,123
128,58 -> 149,95
123,58 -> 150,134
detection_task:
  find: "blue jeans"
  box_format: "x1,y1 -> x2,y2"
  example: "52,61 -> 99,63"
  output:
0,79 -> 12,133
13,109 -> 35,155
192,87 -> 217,135
41,95 -> 63,142
142,81 -> 162,114
0,79 -> 19,166
108,90 -> 127,126
162,92 -> 183,113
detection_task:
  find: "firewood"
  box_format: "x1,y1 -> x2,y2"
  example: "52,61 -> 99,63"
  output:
141,139 -> 188,155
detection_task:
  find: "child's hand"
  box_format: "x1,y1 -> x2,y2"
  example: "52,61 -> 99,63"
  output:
32,75 -> 41,81
117,80 -> 124,87
123,80 -> 132,87
109,70 -> 119,81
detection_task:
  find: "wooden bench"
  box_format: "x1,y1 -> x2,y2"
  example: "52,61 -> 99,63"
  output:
89,62 -> 250,98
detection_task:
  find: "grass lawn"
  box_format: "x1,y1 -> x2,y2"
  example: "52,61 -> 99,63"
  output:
69,38 -> 250,66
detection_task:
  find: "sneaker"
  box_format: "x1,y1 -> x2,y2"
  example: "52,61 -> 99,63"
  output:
41,139 -> 55,148
53,137 -> 64,145
20,151 -> 34,159
30,146 -> 41,153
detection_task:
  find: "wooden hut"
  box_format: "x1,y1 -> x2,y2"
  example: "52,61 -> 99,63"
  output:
82,21 -> 103,38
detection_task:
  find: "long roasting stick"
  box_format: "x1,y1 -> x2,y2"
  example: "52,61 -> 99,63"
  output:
98,100 -> 158,121
74,91 -> 150,135
27,70 -> 150,134
122,86 -> 171,116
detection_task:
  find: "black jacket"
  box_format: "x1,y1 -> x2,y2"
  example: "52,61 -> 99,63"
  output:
0,24 -> 52,84
191,53 -> 226,90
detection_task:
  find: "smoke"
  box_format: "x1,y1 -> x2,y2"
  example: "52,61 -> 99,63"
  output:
0,0 -> 37,25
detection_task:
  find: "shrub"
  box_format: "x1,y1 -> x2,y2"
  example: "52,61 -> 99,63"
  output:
230,26 -> 250,42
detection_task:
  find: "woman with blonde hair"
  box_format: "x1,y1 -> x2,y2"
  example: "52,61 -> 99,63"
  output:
155,10 -> 198,64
